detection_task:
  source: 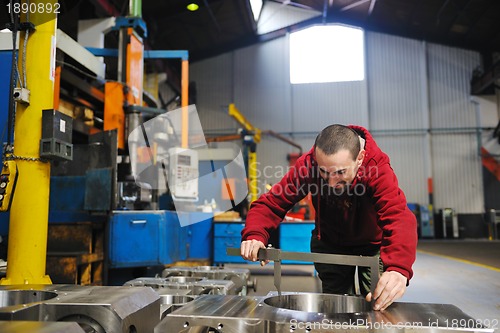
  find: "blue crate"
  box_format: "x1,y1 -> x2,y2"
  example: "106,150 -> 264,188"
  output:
109,210 -> 189,268
280,222 -> 315,264
186,212 -> 213,260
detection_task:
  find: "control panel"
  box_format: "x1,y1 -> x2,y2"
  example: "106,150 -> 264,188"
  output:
168,147 -> 199,200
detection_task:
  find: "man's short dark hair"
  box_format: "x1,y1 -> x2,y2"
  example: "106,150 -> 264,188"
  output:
314,124 -> 360,159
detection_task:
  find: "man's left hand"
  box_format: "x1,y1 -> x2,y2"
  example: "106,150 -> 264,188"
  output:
365,271 -> 407,311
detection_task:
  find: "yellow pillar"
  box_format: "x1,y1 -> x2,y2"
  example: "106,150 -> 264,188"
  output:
248,151 -> 258,202
181,59 -> 189,148
1,1 -> 57,285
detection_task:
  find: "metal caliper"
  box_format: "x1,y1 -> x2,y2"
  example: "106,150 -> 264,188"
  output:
227,247 -> 380,297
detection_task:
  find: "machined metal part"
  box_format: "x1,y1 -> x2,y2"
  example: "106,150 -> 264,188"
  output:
157,289 -> 196,320
158,293 -> 495,333
0,321 -> 87,333
0,284 -> 160,333
226,247 -> 380,296
125,276 -> 206,289
161,266 -> 254,295
124,276 -> 237,295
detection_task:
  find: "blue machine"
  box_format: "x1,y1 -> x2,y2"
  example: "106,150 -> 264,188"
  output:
50,174 -> 212,268
408,203 -> 434,239
419,205 -> 434,238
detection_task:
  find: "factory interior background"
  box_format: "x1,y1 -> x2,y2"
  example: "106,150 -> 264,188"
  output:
0,0 -> 498,332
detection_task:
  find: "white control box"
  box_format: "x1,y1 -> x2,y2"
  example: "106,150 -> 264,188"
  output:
168,147 -> 199,200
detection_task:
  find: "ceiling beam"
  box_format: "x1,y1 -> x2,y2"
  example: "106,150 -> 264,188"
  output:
340,0 -> 371,12
368,0 -> 377,16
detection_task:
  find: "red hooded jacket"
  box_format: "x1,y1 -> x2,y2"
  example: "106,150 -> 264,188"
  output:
241,125 -> 418,281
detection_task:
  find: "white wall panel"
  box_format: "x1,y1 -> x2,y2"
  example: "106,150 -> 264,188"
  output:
426,43 -> 482,213
373,133 -> 428,205
292,81 -> 368,132
256,137 -> 294,193
366,32 -> 425,130
191,53 -> 236,132
233,38 -> 292,133
428,44 -> 480,128
431,133 -> 483,213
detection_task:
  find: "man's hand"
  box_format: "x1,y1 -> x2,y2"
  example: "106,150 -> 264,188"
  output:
365,271 -> 407,311
240,239 -> 266,265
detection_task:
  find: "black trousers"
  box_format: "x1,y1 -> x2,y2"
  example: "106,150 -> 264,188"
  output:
310,234 -> 383,296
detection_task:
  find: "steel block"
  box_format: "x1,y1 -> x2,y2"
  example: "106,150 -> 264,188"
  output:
0,285 -> 160,333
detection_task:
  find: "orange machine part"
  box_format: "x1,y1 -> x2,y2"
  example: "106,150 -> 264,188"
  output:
104,82 -> 126,149
126,28 -> 143,106
221,178 -> 236,201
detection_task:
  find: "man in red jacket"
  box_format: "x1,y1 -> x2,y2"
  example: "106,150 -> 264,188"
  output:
240,124 -> 417,311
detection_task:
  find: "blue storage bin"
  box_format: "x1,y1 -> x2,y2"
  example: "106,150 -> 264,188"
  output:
280,222 -> 315,264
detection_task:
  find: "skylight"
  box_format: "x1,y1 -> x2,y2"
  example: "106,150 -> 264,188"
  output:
249,0 -> 263,22
289,25 -> 365,84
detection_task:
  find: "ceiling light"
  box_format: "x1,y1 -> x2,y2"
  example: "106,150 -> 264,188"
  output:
187,3 -> 199,11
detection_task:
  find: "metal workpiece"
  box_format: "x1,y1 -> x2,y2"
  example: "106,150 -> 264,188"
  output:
0,321 -> 87,333
161,266 -> 254,295
124,276 -> 237,295
159,293 -> 495,333
0,284 -> 161,333
125,276 -> 207,288
157,290 -> 196,320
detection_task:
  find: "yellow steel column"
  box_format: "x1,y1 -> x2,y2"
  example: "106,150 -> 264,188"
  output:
248,151 -> 258,202
0,1 -> 57,285
181,59 -> 189,148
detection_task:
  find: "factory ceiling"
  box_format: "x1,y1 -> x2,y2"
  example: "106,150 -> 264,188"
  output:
55,0 -> 500,62
2,0 -> 500,93
2,0 -> 500,63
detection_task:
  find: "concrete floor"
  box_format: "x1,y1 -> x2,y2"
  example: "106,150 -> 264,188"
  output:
226,240 -> 500,332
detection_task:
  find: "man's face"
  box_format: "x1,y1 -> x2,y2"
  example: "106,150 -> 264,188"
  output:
315,147 -> 364,190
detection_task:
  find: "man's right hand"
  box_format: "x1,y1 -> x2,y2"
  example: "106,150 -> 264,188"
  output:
240,239 -> 266,264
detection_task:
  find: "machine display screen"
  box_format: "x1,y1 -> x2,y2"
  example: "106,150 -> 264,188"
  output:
177,154 -> 191,166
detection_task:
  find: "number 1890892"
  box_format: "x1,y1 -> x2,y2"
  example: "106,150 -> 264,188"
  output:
6,2 -> 60,15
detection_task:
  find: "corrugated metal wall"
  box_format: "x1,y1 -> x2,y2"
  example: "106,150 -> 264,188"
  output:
233,38 -> 292,133
190,30 -> 486,214
190,53 -> 236,134
365,32 -> 428,205
427,44 -> 483,213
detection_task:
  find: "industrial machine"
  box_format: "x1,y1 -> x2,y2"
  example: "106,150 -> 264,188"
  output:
0,0 -> 219,286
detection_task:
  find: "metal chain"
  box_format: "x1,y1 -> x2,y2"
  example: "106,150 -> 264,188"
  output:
4,154 -> 49,163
